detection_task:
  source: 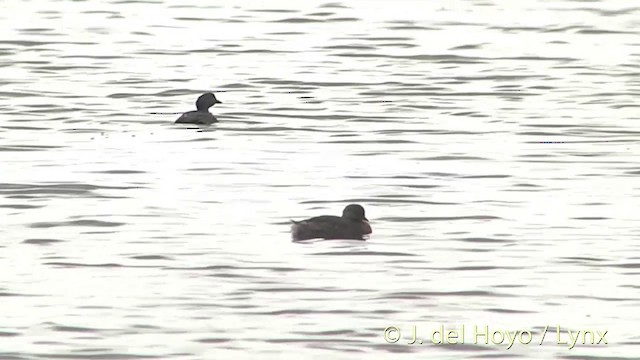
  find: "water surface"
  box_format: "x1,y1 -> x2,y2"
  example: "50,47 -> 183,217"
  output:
1,0 -> 639,359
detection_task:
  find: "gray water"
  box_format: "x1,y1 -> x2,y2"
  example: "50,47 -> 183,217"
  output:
1,0 -> 639,359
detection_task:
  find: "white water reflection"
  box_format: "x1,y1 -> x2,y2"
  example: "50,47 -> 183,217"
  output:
1,0 -> 638,359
